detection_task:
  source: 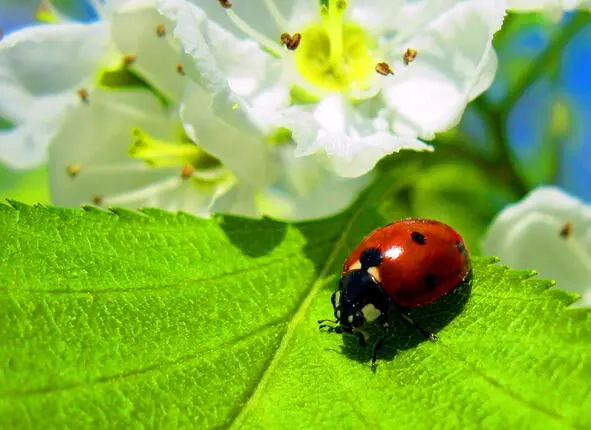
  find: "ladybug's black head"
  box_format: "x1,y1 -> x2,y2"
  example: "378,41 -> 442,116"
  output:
332,269 -> 390,330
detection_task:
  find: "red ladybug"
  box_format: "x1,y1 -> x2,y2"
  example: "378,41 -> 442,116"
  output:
319,219 -> 471,369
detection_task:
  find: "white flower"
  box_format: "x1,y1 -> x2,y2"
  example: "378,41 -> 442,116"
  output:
157,0 -> 506,177
482,186 -> 591,306
0,0 -> 367,219
507,0 -> 591,13
0,22 -> 108,168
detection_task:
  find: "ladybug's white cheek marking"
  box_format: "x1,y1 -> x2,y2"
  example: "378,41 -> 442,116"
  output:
349,260 -> 362,271
367,267 -> 382,283
361,303 -> 381,322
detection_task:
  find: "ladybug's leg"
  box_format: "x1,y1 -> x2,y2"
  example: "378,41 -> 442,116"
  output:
371,320 -> 390,371
394,305 -> 438,341
318,323 -> 340,332
353,328 -> 368,347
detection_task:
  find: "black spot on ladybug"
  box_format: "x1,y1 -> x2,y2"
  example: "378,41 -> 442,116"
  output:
360,247 -> 383,269
424,273 -> 437,291
411,231 -> 426,245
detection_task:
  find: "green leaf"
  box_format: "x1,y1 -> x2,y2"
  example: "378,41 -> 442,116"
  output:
1,177 -> 590,428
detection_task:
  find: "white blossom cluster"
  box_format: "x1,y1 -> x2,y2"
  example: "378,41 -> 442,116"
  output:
0,0 -> 509,219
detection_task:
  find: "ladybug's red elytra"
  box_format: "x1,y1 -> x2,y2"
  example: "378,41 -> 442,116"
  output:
319,219 -> 471,370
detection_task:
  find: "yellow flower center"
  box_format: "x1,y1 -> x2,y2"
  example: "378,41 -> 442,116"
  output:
294,0 -> 377,93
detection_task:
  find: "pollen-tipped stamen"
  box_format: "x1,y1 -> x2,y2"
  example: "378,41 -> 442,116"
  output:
225,9 -> 283,57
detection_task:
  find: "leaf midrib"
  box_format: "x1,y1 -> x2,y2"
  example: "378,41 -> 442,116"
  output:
226,187 -> 371,428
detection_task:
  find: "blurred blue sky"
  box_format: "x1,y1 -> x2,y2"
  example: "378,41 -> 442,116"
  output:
0,2 -> 590,203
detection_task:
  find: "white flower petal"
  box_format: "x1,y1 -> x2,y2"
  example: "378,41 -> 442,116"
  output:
508,0 -> 591,12
507,0 -> 562,11
483,186 -> 591,306
157,0 -> 275,97
287,94 -> 432,177
49,88 -> 179,208
210,182 -> 260,218
0,22 -> 108,168
180,82 -> 278,187
383,0 -> 505,139
110,1 -> 185,102
259,147 -> 372,220
177,0 -> 296,39
349,0 -> 407,35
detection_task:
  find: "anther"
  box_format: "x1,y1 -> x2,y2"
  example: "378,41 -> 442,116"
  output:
77,88 -> 89,103
156,24 -> 166,37
403,48 -> 418,65
122,54 -> 137,67
66,163 -> 82,178
181,164 -> 194,179
218,0 -> 232,8
176,64 -> 186,75
280,32 -> 302,50
92,194 -> 104,206
560,221 -> 573,239
375,62 -> 394,76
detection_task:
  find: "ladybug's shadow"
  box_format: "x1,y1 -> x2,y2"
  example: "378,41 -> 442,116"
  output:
336,279 -> 472,367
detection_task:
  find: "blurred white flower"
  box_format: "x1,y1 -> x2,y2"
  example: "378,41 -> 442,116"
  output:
483,186 -> 591,306
1,0 -> 367,219
157,0 -> 506,177
507,0 -> 591,13
0,21 -> 108,168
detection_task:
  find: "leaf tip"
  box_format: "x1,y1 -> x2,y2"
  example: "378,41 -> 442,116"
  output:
4,199 -> 30,211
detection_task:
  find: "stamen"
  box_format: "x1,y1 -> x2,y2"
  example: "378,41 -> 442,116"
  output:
77,88 -> 89,103
122,54 -> 137,67
66,163 -> 82,178
403,48 -> 418,65
375,62 -> 394,76
176,64 -> 185,75
92,194 -> 104,205
225,9 -> 283,57
156,24 -> 166,37
263,0 -> 288,29
560,221 -> 573,239
280,32 -> 302,50
104,177 -> 183,205
218,0 -> 232,8
181,164 -> 194,179
79,162 -> 153,175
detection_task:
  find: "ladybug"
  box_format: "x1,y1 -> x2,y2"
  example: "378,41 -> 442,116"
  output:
319,219 -> 471,370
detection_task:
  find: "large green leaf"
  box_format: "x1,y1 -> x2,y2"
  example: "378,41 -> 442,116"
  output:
1,177 -> 590,429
